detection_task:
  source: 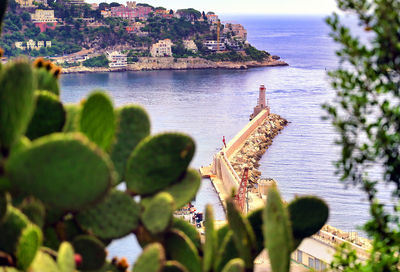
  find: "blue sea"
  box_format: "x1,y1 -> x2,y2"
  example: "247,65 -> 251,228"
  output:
60,15 -> 389,261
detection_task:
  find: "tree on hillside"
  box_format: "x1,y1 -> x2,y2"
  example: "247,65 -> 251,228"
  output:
324,0 -> 400,271
109,2 -> 120,8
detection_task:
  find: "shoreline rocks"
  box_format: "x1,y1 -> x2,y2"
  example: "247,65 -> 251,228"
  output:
229,113 -> 288,185
61,56 -> 288,74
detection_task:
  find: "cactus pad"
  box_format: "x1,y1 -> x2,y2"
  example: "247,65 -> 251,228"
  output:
30,250 -> 60,272
126,133 -> 195,195
0,206 -> 29,254
132,243 -> 165,272
142,192 -> 174,234
288,196 -> 329,250
246,208 -> 264,257
263,188 -> 293,272
79,91 -> 115,150
0,60 -> 35,150
0,192 -> 9,223
43,227 -> 61,250
63,104 -> 81,132
16,224 -> 42,270
57,242 -> 75,272
72,235 -> 106,271
6,133 -> 114,211
162,261 -> 189,272
110,105 -> 150,182
226,199 -> 255,268
214,232 -> 239,272
19,198 -> 45,228
164,229 -> 201,272
76,190 -> 141,240
203,204 -> 216,272
221,259 -> 245,272
35,68 -> 60,96
171,218 -> 201,249
26,91 -> 66,140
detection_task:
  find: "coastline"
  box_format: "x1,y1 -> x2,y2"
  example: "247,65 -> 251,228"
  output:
61,56 -> 288,74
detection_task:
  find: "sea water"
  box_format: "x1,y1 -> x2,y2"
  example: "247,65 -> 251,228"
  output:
60,15 -> 387,261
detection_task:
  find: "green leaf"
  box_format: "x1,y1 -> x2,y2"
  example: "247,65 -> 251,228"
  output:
72,235 -> 106,271
7,133 -> 114,211
63,104 -> 81,132
132,243 -> 165,272
246,208 -> 264,257
76,190 -> 141,239
57,242 -> 75,272
203,205 -> 216,272
35,68 -> 60,96
142,192 -> 174,234
16,224 -> 42,270
171,218 -> 201,250
214,231 -> 239,272
30,251 -> 60,272
110,105 -> 150,182
0,206 -> 29,254
263,188 -> 292,272
126,133 -> 195,195
80,91 -> 115,150
0,60 -> 35,150
164,229 -> 201,272
221,258 -> 245,272
26,91 -> 66,140
162,261 -> 189,272
288,196 -> 329,250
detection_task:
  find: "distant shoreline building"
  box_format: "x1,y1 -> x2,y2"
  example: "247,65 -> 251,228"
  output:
106,51 -> 127,68
203,40 -> 226,51
15,40 -> 52,51
150,39 -> 173,57
183,40 -> 198,53
31,9 -> 58,32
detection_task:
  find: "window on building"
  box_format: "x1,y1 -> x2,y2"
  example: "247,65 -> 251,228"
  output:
321,262 -> 327,271
315,259 -> 321,271
297,250 -> 302,263
308,257 -> 314,268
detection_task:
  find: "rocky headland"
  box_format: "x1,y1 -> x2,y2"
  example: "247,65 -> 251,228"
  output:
61,56 -> 288,74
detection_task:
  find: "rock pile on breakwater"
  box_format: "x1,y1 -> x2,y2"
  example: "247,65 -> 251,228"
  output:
230,113 -> 288,184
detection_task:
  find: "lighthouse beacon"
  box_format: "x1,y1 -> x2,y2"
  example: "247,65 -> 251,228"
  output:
250,84 -> 269,120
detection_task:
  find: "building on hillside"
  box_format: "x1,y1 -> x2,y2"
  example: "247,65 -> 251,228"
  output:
206,14 -> 219,24
183,40 -> 198,53
106,51 -> 128,68
100,9 -> 111,17
223,23 -> 247,41
16,40 -> 52,50
150,39 -> 173,57
67,0 -> 85,5
34,0 -> 48,6
155,9 -> 168,16
203,40 -> 226,51
15,0 -> 35,8
111,6 -> 135,19
90,3 -> 98,10
134,6 -> 152,18
31,9 -> 58,32
127,1 -> 136,9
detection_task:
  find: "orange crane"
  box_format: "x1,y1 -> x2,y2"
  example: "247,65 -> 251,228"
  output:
235,167 -> 249,213
217,20 -> 221,51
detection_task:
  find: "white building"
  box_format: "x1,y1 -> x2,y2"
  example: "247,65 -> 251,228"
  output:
106,51 -> 127,68
203,40 -> 226,51
17,40 -> 52,50
183,40 -> 198,53
150,39 -> 173,57
31,9 -> 57,23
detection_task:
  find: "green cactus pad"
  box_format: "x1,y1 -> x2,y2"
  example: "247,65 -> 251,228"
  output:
76,190 -> 140,240
0,176 -> 11,192
16,224 -> 42,270
61,217 -> 85,242
216,224 -> 229,246
79,91 -> 115,151
0,206 -> 29,254
0,60 -> 35,150
57,242 -> 75,272
246,208 -> 264,257
226,199 -> 256,269
221,259 -> 245,272
30,250 -> 60,272
26,91 -> 66,140
0,192 -> 9,223
203,204 -> 216,272
126,133 -> 195,195
6,133 -> 114,211
63,104 -> 81,132
132,243 -> 165,272
72,235 -> 106,271
142,192 -> 174,234
171,218 -> 201,249
214,231 -> 239,272
164,229 -> 201,272
288,196 -> 329,250
10,136 -> 31,157
19,198 -> 45,228
263,188 -> 293,272
162,261 -> 189,272
110,105 -> 150,182
35,68 -> 60,96
43,227 -> 61,250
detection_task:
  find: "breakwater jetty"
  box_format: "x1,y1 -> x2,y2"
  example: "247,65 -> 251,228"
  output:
200,85 -> 371,271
